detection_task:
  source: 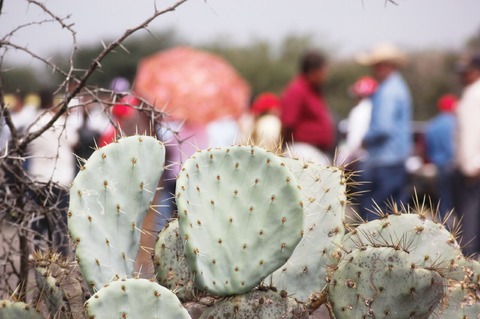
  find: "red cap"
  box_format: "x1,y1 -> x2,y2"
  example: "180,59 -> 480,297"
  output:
351,76 -> 378,98
437,94 -> 457,112
112,95 -> 139,119
250,93 -> 280,116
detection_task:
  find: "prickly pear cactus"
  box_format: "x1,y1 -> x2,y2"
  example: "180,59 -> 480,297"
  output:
68,135 -> 165,292
85,278 -> 191,319
343,211 -> 464,280
0,300 -> 44,319
199,289 -> 308,319
176,146 -> 304,296
270,158 -> 346,302
154,219 -> 199,301
433,282 -> 480,318
33,251 -> 87,319
328,246 -> 444,319
432,258 -> 480,318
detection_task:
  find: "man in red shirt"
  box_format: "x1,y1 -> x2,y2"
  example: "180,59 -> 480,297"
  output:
281,52 -> 335,156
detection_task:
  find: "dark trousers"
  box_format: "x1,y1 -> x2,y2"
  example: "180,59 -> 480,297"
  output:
455,171 -> 480,257
358,163 -> 408,221
436,166 -> 455,220
31,186 -> 69,255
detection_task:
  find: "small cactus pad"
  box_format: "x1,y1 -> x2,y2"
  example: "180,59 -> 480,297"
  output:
329,246 -> 444,319
343,212 -> 463,280
199,289 -> 309,319
270,158 -> 346,301
33,251 -> 87,318
432,282 -> 480,318
432,258 -> 480,318
154,219 -> 198,301
0,300 -> 44,319
85,278 -> 191,319
68,135 -> 165,291
176,146 -> 304,296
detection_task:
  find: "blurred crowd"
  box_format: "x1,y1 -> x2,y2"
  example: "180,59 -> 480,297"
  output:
1,43 -> 480,256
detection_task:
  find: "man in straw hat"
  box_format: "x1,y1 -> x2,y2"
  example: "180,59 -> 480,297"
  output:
356,43 -> 412,220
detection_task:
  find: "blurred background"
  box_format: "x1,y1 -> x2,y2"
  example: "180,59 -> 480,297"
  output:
1,0 -> 479,120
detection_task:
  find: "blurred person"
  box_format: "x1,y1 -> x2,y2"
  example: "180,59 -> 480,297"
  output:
455,54 -> 480,256
344,76 -> 378,164
281,51 -> 335,164
243,92 -> 282,152
28,89 -> 79,254
99,78 -> 140,146
0,93 -> 37,147
425,94 -> 457,220
356,43 -> 412,220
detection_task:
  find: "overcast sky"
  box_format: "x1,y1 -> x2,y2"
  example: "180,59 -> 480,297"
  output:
2,0 -> 480,64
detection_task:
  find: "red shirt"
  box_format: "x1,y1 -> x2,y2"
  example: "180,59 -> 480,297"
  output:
281,76 -> 335,150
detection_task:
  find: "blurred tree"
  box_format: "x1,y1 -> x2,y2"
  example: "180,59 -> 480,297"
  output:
403,50 -> 460,121
1,66 -> 44,95
53,29 -> 180,88
466,27 -> 480,51
203,34 -> 314,99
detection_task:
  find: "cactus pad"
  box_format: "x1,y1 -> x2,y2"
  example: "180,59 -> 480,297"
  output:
343,212 -> 463,280
329,246 -> 444,319
0,301 -> 44,319
270,158 -> 346,301
176,146 -> 304,296
154,219 -> 198,301
85,278 -> 191,319
68,135 -> 165,291
199,289 -> 308,319
33,251 -> 87,318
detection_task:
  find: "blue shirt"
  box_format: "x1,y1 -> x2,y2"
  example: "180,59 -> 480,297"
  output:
425,113 -> 455,168
363,72 -> 412,166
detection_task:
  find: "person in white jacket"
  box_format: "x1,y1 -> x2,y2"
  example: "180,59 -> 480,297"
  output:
28,89 -> 79,254
455,54 -> 480,257
345,76 -> 378,163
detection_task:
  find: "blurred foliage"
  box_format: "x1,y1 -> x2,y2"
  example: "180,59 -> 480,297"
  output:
1,66 -> 43,96
466,27 -> 480,52
3,28 -> 478,120
202,34 -> 314,98
54,29 -> 180,88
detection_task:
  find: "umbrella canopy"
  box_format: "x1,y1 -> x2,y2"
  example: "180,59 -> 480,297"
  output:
134,46 -> 250,124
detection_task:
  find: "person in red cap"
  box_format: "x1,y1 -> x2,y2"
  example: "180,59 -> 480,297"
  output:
249,92 -> 282,151
425,94 -> 458,219
345,76 -> 378,163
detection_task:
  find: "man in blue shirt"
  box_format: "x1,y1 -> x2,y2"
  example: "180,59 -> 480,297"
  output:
356,43 -> 413,220
425,94 -> 457,219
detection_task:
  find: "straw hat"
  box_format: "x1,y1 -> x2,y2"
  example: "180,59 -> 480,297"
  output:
356,43 -> 407,66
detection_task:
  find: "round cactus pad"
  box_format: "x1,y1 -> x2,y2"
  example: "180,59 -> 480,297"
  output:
176,146 -> 304,296
85,278 -> 191,319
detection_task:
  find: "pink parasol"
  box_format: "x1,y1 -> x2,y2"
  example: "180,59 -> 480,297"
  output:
134,46 -> 250,124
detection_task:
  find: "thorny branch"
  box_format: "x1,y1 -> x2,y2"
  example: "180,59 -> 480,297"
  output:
0,0 -> 189,300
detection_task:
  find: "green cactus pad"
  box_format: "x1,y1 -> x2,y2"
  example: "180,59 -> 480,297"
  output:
329,246 -> 444,319
85,278 -> 191,319
343,213 -> 463,280
68,135 -> 165,291
0,301 -> 44,319
176,146 -> 304,296
432,282 -> 480,318
431,258 -> 480,318
199,289 -> 308,319
34,252 -> 87,319
270,158 -> 346,302
154,219 -> 198,301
